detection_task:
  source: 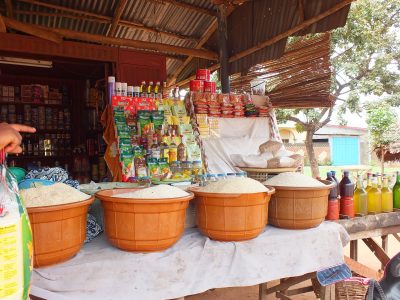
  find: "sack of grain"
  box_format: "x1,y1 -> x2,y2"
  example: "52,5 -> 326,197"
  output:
267,157 -> 280,168
273,147 -> 294,158
242,155 -> 269,168
259,140 -> 282,154
289,154 -> 303,166
278,157 -> 297,168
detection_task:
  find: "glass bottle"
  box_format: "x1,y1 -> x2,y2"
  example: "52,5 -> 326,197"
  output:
140,81 -> 147,97
326,171 -> 338,200
367,175 -> 382,214
147,81 -> 155,98
377,173 -> 382,189
168,138 -> 178,164
365,173 -> 372,192
151,135 -> 161,160
393,172 -> 400,209
160,136 -> 169,160
354,175 -> 368,216
177,136 -> 186,162
381,176 -> 393,212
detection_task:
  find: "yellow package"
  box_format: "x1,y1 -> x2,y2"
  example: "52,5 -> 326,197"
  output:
172,116 -> 190,125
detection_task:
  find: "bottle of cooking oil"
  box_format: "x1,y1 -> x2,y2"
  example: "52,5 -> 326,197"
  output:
381,175 -> 393,212
367,175 -> 382,214
393,171 -> 400,209
377,173 -> 382,189
365,173 -> 372,192
354,175 -> 368,216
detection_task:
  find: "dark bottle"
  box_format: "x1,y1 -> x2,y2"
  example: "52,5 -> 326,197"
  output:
331,170 -> 339,187
339,170 -> 355,218
340,171 -> 355,197
326,171 -> 338,200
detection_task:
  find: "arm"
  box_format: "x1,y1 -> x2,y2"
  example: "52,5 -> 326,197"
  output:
0,123 -> 36,154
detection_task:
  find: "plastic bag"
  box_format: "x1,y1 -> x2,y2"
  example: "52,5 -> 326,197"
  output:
0,154 -> 33,300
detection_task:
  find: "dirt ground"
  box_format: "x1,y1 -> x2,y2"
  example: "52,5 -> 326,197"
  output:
186,235 -> 400,300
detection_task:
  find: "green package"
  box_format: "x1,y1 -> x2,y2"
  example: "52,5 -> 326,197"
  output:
151,111 -> 164,131
171,105 -> 187,117
120,154 -> 134,177
187,145 -> 202,162
158,158 -> 170,178
178,124 -> 193,135
137,110 -> 152,135
182,134 -> 196,147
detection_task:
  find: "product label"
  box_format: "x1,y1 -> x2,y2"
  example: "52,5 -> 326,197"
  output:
0,219 -> 21,298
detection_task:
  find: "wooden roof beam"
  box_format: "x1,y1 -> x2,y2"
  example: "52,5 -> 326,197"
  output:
297,0 -> 305,23
5,0 -> 13,18
29,23 -> 218,60
228,0 -> 355,63
2,16 -> 62,43
175,0 -> 354,87
108,0 -> 128,37
16,0 -> 197,42
168,5 -> 235,86
0,14 -> 6,32
157,0 -> 217,17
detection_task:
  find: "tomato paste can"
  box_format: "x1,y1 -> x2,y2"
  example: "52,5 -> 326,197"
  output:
190,80 -> 204,93
204,81 -> 216,93
196,69 -> 211,81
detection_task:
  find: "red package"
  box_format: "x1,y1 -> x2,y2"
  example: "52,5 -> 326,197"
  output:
190,80 -> 204,93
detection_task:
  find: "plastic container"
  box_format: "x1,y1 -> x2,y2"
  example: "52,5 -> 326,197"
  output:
354,175 -> 367,216
18,179 -> 55,190
266,180 -> 334,229
326,171 -> 338,200
192,188 -> 275,241
27,196 -> 94,267
8,167 -> 27,183
339,171 -> 355,218
95,188 -> 194,252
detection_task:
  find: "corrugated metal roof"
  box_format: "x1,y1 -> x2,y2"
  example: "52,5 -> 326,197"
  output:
5,0 -> 352,80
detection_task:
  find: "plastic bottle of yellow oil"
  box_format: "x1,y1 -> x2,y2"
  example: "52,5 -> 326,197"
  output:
367,175 -> 382,214
354,175 -> 368,216
381,175 -> 393,212
365,173 -> 372,192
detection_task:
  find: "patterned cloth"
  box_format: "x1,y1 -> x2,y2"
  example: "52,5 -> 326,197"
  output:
25,167 -> 79,188
25,167 -> 103,243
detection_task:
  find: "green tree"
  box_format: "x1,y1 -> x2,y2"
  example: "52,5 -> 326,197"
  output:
277,0 -> 400,177
366,102 -> 399,174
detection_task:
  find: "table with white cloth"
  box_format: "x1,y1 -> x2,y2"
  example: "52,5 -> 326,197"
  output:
30,222 -> 349,300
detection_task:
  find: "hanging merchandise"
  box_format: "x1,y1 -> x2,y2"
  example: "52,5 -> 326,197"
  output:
0,151 -> 33,300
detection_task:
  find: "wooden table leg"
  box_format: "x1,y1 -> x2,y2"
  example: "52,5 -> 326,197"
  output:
381,235 -> 389,269
259,282 -> 269,300
320,284 -> 335,300
350,240 -> 358,261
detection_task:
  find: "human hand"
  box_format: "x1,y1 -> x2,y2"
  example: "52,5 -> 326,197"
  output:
0,123 -> 36,154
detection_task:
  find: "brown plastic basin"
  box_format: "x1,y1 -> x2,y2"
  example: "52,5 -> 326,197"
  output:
95,188 -> 194,252
266,180 -> 334,229
192,188 -> 275,241
27,196 -> 94,268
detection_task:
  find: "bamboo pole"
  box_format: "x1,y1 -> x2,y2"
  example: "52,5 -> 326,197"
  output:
297,0 -> 305,23
34,24 -> 218,60
228,0 -> 354,63
16,0 -> 197,42
108,0 -> 128,37
2,16 -> 62,43
0,15 -> 6,33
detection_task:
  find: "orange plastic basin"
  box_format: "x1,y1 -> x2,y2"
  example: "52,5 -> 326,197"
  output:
27,196 -> 94,268
95,188 -> 194,252
266,180 -> 334,229
192,188 -> 275,241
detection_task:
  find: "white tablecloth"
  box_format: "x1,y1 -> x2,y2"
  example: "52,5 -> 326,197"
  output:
31,222 -> 349,300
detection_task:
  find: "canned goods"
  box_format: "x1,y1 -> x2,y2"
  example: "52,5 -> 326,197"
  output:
204,81 -> 216,93
190,80 -> 204,93
196,69 -> 210,81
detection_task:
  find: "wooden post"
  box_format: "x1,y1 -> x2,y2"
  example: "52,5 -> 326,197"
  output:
381,235 -> 388,269
258,282 -> 269,300
350,240 -> 358,261
217,4 -> 230,93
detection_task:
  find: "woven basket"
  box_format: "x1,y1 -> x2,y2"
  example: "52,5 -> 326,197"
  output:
311,278 -> 368,300
240,167 -> 298,183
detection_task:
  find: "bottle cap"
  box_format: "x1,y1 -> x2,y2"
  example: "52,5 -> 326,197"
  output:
108,76 -> 115,83
326,171 -> 332,177
127,86 -> 134,93
115,82 -> 122,89
343,171 -> 349,176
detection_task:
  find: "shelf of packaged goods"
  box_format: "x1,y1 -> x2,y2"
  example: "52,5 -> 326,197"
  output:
9,155 -> 72,159
32,129 -> 71,134
0,101 -> 71,108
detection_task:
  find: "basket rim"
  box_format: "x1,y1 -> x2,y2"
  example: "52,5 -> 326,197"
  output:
189,187 -> 275,198
26,195 -> 94,213
264,180 -> 334,191
95,188 -> 194,203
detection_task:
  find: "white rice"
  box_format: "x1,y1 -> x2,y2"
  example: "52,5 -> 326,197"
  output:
21,183 -> 91,208
198,177 -> 269,194
114,184 -> 189,199
264,172 -> 325,187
